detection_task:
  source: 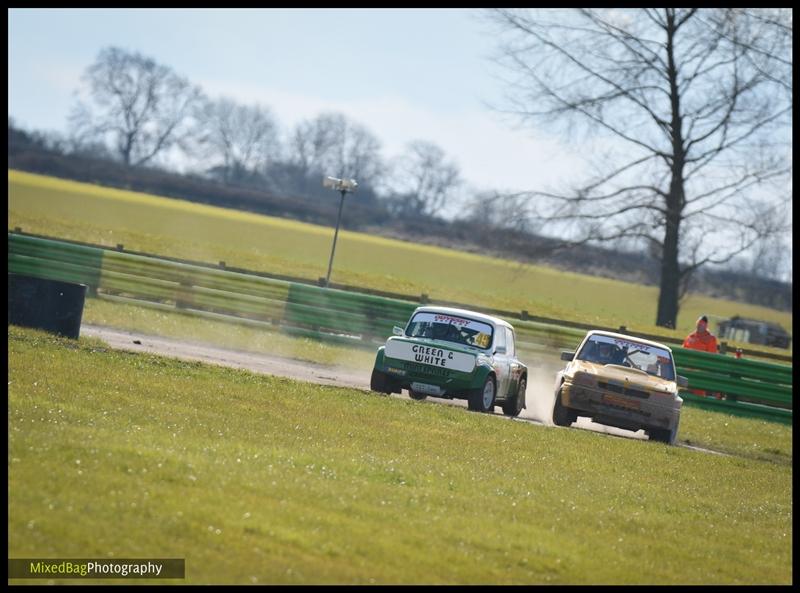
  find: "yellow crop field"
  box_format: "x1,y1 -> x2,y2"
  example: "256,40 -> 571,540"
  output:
7,169 -> 792,342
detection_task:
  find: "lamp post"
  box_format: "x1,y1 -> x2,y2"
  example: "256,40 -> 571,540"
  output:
322,176 -> 358,288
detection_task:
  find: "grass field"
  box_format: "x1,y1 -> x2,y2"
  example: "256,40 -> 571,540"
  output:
8,326 -> 792,584
8,169 -> 792,345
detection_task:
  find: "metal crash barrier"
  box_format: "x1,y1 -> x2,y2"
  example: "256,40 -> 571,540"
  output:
673,347 -> 792,424
8,231 -> 792,423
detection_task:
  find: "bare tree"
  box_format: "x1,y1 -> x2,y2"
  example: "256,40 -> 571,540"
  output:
290,112 -> 384,186
740,199 -> 793,282
385,140 -> 462,218
463,189 -> 534,232
198,97 -> 281,184
69,46 -> 204,167
488,8 -> 792,328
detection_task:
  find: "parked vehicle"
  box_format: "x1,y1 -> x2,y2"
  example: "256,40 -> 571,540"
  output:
553,330 -> 688,444
717,316 -> 791,349
370,306 -> 528,415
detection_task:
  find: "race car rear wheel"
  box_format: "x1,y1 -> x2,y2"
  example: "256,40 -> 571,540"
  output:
502,375 -> 526,417
468,376 -> 496,413
409,390 -> 428,401
552,387 -> 577,426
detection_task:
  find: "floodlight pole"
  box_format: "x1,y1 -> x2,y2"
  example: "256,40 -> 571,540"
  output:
324,188 -> 348,288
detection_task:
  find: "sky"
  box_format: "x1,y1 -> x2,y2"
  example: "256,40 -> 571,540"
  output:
8,7 -> 584,198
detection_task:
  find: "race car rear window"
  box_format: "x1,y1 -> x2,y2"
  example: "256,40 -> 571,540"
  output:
406,312 -> 494,349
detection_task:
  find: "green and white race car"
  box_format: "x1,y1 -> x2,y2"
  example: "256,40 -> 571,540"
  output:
370,306 -> 528,415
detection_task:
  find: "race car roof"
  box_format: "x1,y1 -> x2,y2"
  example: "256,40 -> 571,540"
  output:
410,306 -> 515,331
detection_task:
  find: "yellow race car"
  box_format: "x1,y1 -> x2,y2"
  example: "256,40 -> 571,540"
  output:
553,330 -> 688,444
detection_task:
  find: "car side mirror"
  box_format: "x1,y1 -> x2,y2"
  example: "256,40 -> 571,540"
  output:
677,375 -> 689,388
561,350 -> 575,361
392,326 -> 404,336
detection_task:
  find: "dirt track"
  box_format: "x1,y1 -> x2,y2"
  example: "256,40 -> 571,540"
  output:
80,324 -> 723,454
81,324 -> 370,390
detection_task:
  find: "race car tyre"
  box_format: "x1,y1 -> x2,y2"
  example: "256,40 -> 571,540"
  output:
552,387 -> 576,426
502,375 -> 526,417
648,418 -> 679,445
468,376 -> 496,413
370,369 -> 391,394
409,390 -> 428,401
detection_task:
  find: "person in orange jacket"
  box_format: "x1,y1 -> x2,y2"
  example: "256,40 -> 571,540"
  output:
683,315 -> 721,398
683,315 -> 719,353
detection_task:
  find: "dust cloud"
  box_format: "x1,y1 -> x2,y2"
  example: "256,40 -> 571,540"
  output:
518,353 -> 565,425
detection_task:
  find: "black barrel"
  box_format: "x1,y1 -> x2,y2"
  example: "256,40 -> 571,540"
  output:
8,274 -> 87,339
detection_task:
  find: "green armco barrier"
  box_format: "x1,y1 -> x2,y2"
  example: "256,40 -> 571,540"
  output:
678,369 -> 790,407
9,233 -> 104,288
673,346 -> 792,383
284,282 -> 417,338
189,285 -> 286,320
8,230 -> 793,423
100,268 -> 180,301
514,321 -> 586,349
672,345 -> 792,421
10,253 -> 101,288
102,250 -> 292,299
102,250 -> 188,281
679,392 -> 792,425
9,230 -> 793,361
282,305 -> 382,335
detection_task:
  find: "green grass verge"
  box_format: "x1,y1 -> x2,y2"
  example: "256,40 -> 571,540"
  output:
678,407 -> 792,465
8,326 -> 792,584
8,169 -> 792,351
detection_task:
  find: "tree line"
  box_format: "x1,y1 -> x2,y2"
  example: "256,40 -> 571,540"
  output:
61,46 -> 464,221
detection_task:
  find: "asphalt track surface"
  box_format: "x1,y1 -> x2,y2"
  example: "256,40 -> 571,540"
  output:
81,324 -> 723,455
